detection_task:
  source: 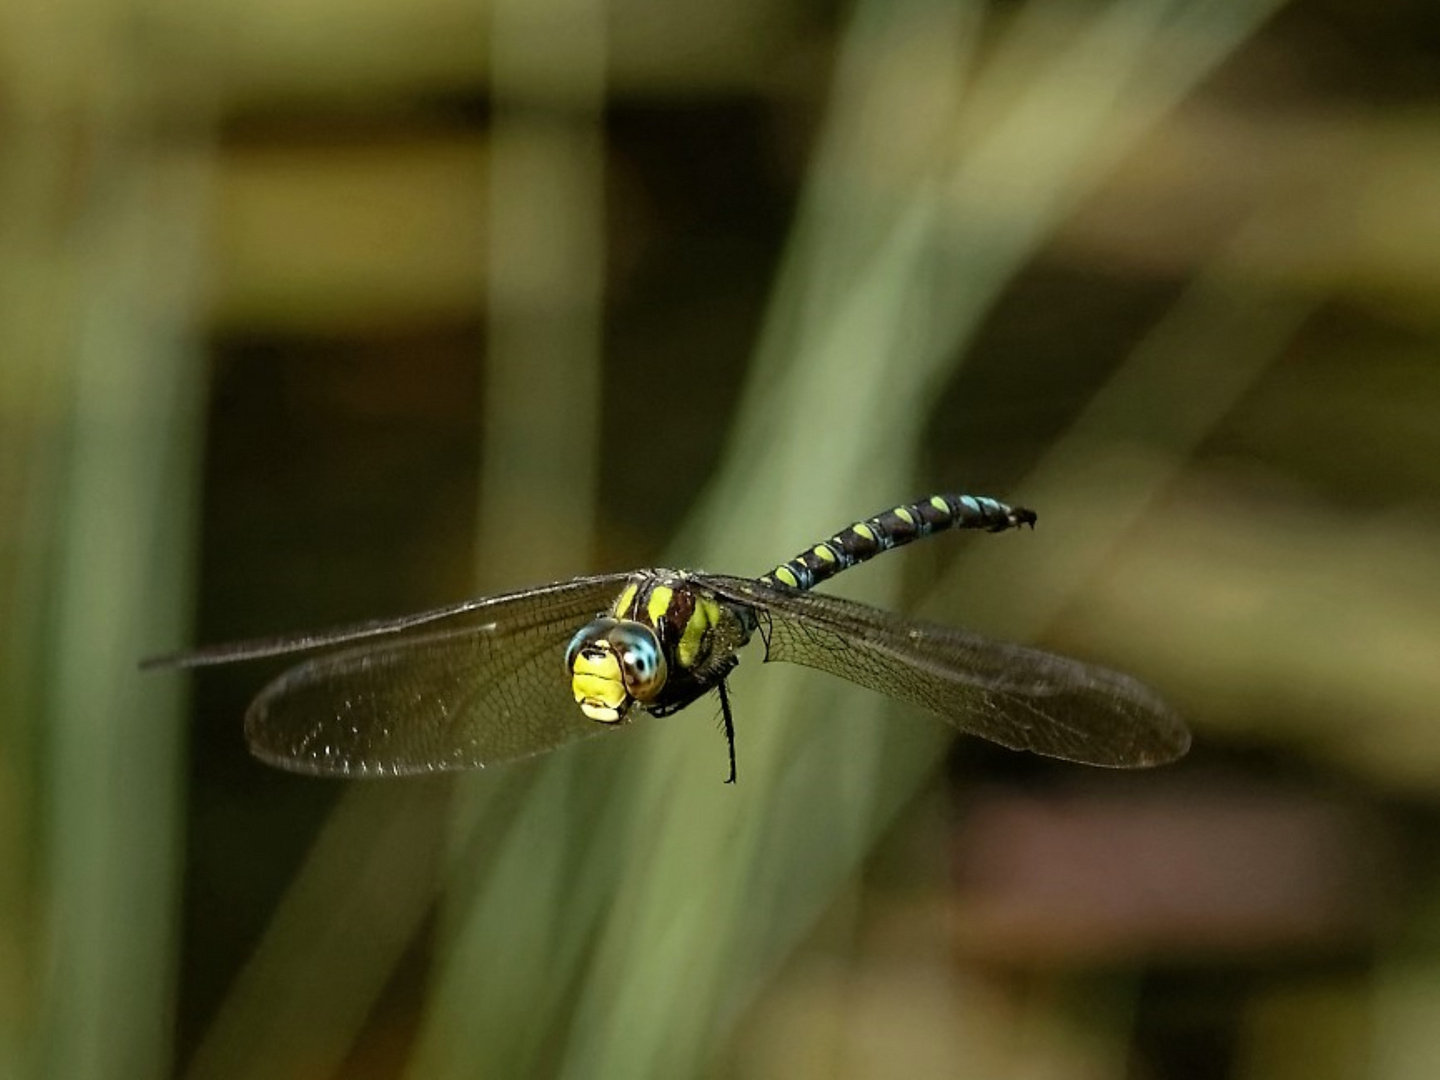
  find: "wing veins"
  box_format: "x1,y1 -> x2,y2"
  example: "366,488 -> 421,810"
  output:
246,605 -> 618,776
701,575 -> 1188,767
142,573 -> 629,669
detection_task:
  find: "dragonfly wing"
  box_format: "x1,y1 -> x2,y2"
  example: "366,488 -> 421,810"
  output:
238,576 -> 630,775
142,573 -> 633,668
702,576 -> 1189,768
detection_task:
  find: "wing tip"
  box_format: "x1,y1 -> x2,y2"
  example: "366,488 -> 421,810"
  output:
1100,716 -> 1193,769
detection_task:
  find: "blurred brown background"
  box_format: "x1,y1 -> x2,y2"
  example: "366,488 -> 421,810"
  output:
3,0 -> 1439,1077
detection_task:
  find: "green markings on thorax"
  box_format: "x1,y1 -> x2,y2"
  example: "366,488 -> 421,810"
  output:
610,573 -> 724,673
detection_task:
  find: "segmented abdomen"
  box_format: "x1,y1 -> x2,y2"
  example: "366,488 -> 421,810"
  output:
759,493 -> 1035,592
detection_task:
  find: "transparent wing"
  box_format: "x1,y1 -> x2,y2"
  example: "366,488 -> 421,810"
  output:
157,574 -> 633,776
701,575 -> 1189,768
140,573 -> 632,669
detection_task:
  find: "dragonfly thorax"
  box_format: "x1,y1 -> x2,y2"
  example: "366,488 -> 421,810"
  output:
564,570 -> 757,729
565,617 -> 668,723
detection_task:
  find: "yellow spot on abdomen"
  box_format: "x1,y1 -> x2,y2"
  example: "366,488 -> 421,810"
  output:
775,566 -> 800,588
893,506 -> 915,525
930,495 -> 948,512
812,544 -> 837,563
852,523 -> 875,541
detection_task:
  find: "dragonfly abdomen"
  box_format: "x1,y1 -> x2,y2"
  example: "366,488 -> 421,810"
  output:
759,493 -> 1035,592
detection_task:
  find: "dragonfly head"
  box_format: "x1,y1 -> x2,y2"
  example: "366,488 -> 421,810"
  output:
565,617 -> 668,722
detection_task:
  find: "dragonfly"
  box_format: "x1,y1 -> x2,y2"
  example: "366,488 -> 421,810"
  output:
143,492 -> 1190,782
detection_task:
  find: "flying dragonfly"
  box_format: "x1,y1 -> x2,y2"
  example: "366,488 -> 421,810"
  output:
143,492 -> 1190,782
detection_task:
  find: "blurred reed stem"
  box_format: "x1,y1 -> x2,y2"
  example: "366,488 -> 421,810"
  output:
414,0 -> 610,1072
36,149 -> 211,1079
945,218 -> 1317,641
0,4 -> 213,1074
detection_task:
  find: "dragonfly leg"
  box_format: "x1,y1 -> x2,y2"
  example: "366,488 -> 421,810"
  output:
755,610 -> 774,661
718,678 -> 737,785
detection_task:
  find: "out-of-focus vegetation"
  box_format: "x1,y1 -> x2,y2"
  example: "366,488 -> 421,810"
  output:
4,0 -> 1439,1077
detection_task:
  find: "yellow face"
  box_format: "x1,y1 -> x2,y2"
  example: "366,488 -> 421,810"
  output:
570,643 -> 629,722
565,617 -> 668,724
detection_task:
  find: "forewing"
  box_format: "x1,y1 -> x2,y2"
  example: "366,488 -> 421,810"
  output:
236,575 -> 630,775
142,573 -> 631,669
702,576 -> 1189,768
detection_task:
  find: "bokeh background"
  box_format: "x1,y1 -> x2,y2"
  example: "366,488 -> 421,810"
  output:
4,0 -> 1440,1076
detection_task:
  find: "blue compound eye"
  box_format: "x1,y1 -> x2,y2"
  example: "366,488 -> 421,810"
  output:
565,618 -> 617,673
609,622 -> 667,702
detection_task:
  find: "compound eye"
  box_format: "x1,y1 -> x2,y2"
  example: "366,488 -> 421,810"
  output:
565,618 -> 617,673
611,623 -> 667,702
